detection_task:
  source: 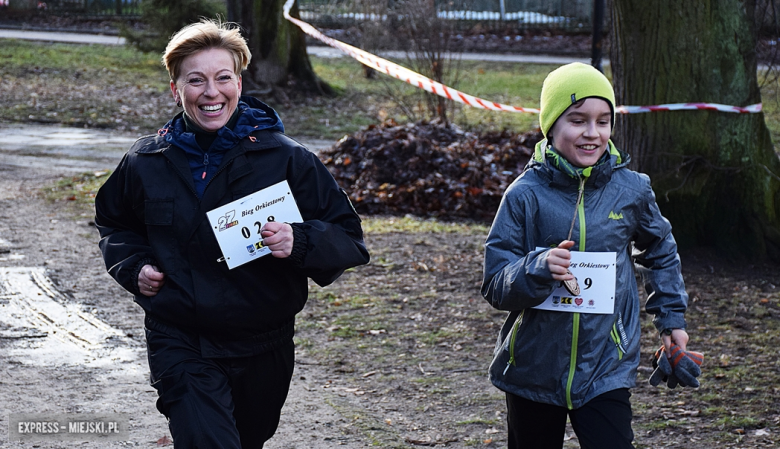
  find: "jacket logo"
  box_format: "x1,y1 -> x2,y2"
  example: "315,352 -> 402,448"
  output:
608,211 -> 624,220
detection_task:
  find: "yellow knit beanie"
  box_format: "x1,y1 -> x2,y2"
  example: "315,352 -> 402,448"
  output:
539,62 -> 616,137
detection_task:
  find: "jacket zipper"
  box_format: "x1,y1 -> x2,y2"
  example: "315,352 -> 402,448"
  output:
201,152 -> 209,180
165,148 -> 236,201
566,174 -> 587,410
503,310 -> 525,375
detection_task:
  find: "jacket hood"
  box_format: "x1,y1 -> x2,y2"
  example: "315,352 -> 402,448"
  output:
156,95 -> 284,149
528,138 -> 631,189
153,96 -> 285,198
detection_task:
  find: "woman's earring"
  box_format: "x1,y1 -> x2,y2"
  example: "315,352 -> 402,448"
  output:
175,98 -> 182,108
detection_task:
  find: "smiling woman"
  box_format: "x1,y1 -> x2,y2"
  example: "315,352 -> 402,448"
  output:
170,48 -> 242,132
93,18 -> 370,449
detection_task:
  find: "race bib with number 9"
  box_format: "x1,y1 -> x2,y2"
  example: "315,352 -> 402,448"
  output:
532,250 -> 616,314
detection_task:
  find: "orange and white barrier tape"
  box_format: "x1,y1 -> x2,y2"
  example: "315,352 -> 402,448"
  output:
283,0 -> 762,115
615,103 -> 762,114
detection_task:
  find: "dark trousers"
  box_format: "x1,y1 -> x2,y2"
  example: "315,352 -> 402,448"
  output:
145,324 -> 295,449
506,389 -> 635,449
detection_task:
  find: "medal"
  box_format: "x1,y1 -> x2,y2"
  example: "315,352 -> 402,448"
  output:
563,272 -> 580,296
561,176 -> 586,296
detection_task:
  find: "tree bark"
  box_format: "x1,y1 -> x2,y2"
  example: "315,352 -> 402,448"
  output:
227,0 -> 331,96
610,0 -> 780,260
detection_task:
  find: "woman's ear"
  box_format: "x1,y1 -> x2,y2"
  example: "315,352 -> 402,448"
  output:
170,80 -> 179,105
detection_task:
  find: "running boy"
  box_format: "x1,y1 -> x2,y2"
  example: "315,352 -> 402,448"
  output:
481,62 -> 697,448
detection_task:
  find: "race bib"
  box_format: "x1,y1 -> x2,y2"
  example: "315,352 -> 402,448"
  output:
206,180 -> 303,269
532,250 -> 616,314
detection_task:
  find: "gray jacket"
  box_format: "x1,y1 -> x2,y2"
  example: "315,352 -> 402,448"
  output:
481,141 -> 687,409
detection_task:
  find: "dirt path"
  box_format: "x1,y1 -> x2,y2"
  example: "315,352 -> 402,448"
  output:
0,122 -> 369,448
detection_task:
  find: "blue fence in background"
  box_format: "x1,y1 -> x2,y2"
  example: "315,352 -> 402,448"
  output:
31,0 -> 593,30
44,0 -> 142,16
296,0 -> 594,31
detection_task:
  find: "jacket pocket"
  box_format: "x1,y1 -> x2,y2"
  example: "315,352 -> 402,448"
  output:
144,199 -> 174,226
502,310 -> 524,375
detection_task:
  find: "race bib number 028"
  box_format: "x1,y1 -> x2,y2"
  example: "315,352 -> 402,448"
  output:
532,250 -> 617,314
206,180 -> 303,270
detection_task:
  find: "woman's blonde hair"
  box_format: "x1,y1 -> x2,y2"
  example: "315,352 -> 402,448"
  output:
163,19 -> 251,82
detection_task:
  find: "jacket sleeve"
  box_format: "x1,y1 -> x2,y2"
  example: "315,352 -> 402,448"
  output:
94,151 -> 155,296
286,148 -> 370,286
632,176 -> 688,332
481,188 -> 557,311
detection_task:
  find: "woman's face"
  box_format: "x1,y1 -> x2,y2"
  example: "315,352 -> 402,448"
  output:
549,98 -> 612,168
170,48 -> 242,132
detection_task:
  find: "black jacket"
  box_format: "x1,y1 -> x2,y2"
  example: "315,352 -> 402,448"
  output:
95,120 -> 370,357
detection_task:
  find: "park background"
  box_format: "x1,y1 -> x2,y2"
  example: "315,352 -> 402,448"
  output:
0,0 -> 779,448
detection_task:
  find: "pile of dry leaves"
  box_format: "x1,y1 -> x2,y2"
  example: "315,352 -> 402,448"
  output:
319,119 -> 542,222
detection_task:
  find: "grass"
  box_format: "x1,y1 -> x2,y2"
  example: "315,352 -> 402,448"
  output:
0,39 -> 172,130
0,38 -> 557,138
5,37 -> 780,154
759,71 -> 780,147
361,216 -> 489,235
0,39 -> 163,75
455,417 -> 499,426
307,56 -> 551,135
44,170 -> 112,204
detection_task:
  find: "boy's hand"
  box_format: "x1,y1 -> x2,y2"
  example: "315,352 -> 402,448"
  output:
548,240 -> 575,281
662,328 -> 690,353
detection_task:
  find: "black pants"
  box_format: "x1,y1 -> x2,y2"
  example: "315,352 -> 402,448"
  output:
506,389 -> 635,449
145,323 -> 295,449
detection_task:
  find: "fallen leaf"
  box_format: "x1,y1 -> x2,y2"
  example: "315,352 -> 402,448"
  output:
156,435 -> 172,446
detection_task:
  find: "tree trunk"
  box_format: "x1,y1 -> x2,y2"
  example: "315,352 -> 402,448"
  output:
227,0 -> 331,96
610,0 -> 780,260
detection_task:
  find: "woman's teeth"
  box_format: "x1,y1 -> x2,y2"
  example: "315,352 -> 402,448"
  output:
201,104 -> 223,112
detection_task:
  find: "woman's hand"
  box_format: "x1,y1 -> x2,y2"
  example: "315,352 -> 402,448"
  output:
261,222 -> 294,258
662,328 -> 690,354
138,265 -> 166,297
548,240 -> 575,281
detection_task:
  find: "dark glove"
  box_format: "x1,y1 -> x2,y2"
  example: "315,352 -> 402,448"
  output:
667,343 -> 703,388
649,344 -> 703,388
649,346 -> 677,387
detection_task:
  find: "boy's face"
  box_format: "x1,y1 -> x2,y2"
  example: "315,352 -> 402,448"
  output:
549,98 -> 612,168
